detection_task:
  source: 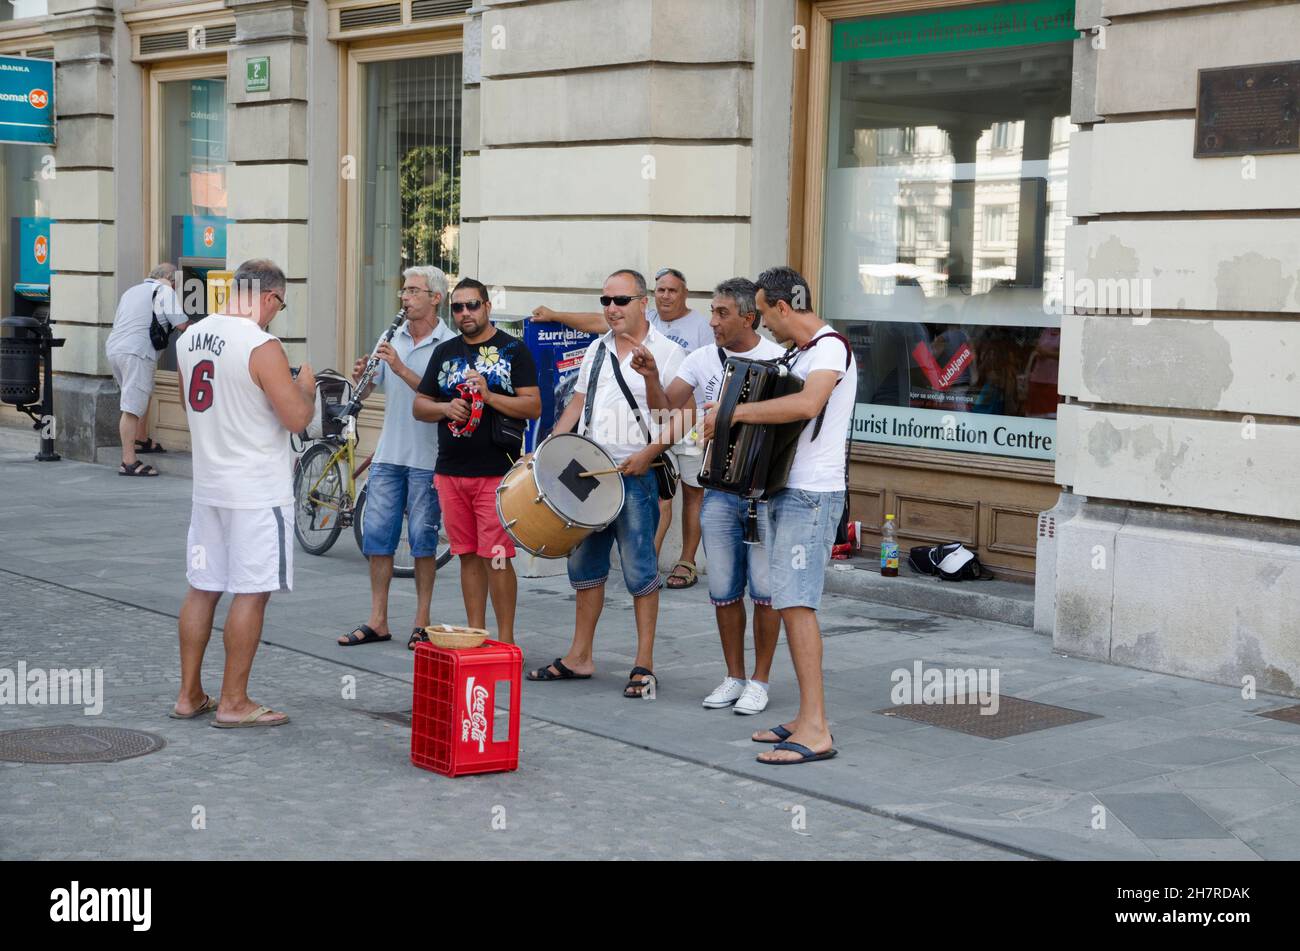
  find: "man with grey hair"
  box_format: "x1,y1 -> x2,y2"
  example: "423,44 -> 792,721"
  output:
623,278 -> 785,715
105,262 -> 188,475
338,264 -> 454,650
173,258 -> 316,727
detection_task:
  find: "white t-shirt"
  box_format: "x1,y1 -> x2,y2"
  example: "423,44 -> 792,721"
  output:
784,327 -> 857,493
574,326 -> 685,465
648,308 -> 712,354
177,314 -> 295,509
674,336 -> 787,410
106,279 -> 184,361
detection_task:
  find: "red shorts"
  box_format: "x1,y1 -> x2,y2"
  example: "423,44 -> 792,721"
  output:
434,474 -> 516,560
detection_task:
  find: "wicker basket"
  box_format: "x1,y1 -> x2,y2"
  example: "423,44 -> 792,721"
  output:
421,624 -> 489,649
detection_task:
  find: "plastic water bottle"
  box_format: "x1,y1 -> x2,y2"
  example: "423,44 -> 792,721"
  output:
881,514 -> 899,577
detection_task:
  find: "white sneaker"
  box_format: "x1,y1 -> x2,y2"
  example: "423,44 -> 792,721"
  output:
733,680 -> 769,716
702,677 -> 747,709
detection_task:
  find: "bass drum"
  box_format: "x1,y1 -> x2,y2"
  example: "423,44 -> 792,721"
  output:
496,432 -> 625,558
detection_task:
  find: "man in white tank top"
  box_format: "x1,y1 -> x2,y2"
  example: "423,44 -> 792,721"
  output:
171,259 -> 317,728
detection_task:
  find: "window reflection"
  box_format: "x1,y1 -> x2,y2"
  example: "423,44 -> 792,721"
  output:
823,39 -> 1073,458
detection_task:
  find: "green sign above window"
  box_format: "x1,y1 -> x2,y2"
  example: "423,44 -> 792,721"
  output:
246,56 -> 270,93
832,0 -> 1077,62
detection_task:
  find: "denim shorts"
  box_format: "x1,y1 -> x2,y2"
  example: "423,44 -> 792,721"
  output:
700,491 -> 770,607
567,471 -> 661,597
765,488 -> 845,612
361,463 -> 442,558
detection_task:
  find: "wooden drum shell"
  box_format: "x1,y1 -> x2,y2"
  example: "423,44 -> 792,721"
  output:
495,458 -> 596,559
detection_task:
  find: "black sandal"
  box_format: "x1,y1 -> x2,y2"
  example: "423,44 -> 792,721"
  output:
624,666 -> 657,699
407,628 -> 429,651
338,624 -> 391,647
135,438 -> 167,454
118,460 -> 159,477
527,657 -> 591,682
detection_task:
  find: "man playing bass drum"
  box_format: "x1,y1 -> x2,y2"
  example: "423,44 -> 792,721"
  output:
699,266 -> 856,766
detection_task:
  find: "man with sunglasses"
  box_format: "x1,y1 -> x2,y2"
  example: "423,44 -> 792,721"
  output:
338,265 -> 454,650
413,278 -> 541,645
531,267 -> 712,589
527,269 -> 684,698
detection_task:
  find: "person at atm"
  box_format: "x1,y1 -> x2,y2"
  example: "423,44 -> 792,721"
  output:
105,263 -> 189,476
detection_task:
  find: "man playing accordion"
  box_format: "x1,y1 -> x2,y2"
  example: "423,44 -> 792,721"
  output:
699,267 -> 857,765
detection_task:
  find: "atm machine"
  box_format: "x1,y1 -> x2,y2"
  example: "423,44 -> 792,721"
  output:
9,214 -> 51,318
160,214 -> 228,371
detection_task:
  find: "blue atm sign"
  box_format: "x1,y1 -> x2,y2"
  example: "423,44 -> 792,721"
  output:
0,55 -> 55,146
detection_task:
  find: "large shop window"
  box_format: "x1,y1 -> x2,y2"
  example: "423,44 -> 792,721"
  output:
355,53 -> 462,358
822,1 -> 1076,461
156,77 -> 229,370
1,144 -> 51,318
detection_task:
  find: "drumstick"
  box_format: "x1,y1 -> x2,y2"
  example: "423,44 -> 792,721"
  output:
578,462 -> 665,478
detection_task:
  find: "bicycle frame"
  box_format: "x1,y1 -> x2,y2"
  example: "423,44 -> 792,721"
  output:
303,417 -> 361,520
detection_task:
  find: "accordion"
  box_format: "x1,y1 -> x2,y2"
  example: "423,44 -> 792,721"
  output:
698,355 -> 805,500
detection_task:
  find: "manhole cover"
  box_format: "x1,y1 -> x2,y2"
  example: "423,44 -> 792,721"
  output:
875,695 -> 1101,739
1258,704 -> 1300,725
0,726 -> 166,764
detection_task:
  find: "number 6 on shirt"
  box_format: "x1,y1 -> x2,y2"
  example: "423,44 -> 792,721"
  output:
188,359 -> 215,412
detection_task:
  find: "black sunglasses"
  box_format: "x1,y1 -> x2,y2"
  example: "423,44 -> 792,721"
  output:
600,295 -> 645,307
450,299 -> 484,314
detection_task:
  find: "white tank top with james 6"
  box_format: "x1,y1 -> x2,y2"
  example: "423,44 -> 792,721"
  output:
176,314 -> 294,509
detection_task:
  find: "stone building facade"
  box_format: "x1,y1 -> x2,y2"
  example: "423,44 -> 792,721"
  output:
1,0 -> 1296,694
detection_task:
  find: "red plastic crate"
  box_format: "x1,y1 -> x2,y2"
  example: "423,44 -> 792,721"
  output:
411,639 -> 523,777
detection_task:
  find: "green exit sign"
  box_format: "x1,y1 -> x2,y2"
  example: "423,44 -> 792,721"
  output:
245,57 -> 270,93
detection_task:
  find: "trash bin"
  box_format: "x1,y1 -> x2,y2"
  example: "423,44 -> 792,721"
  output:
0,316 -> 43,406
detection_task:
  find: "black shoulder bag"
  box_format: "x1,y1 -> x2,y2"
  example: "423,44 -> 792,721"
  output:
148,285 -> 173,351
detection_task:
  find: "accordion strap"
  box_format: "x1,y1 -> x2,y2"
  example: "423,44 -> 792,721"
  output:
791,331 -> 851,442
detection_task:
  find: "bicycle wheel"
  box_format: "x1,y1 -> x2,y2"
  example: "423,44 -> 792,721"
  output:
294,442 -> 348,555
354,485 -> 453,576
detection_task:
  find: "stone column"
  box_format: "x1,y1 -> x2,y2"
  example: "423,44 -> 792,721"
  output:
1050,0 -> 1300,695
225,0 -> 310,365
45,0 -> 119,461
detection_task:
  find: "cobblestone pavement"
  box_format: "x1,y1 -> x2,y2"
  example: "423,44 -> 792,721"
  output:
0,571 -> 1021,860
6,447 -> 1300,860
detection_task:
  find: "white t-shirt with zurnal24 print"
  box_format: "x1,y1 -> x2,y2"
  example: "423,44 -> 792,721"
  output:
783,327 -> 857,493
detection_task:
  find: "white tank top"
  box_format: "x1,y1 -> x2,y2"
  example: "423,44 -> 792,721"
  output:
176,314 -> 294,509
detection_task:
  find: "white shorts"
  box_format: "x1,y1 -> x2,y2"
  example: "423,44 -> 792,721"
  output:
672,449 -> 703,489
186,502 -> 294,594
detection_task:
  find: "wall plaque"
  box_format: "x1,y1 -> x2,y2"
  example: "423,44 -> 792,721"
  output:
1195,60 -> 1300,157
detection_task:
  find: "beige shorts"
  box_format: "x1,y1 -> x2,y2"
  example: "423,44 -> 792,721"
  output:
672,448 -> 703,489
108,351 -> 156,417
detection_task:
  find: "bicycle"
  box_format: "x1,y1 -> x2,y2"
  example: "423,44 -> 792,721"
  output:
292,404 -> 452,577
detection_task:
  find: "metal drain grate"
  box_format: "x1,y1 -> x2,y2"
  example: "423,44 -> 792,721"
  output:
876,695 -> 1100,739
0,726 -> 165,764
1258,704 -> 1300,725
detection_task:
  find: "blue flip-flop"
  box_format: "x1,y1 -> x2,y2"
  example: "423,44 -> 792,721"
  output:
751,724 -> 793,744
758,740 -> 837,765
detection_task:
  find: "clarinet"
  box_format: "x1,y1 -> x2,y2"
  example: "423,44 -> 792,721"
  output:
342,308 -> 406,418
